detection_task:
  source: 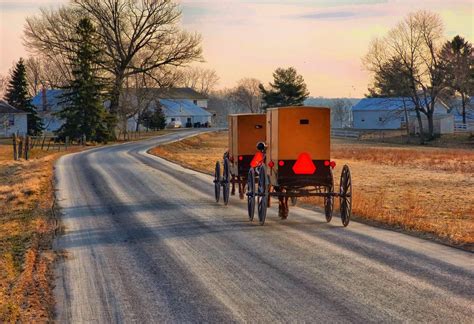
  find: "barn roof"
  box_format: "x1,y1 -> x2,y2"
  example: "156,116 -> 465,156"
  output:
31,89 -> 67,111
159,99 -> 211,117
352,98 -> 418,112
127,87 -> 208,100
0,100 -> 28,114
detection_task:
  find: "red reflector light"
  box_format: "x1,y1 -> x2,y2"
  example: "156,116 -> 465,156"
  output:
278,160 -> 285,166
324,160 -> 330,166
238,156 -> 243,161
268,161 -> 275,168
250,152 -> 264,168
292,152 -> 316,175
330,161 -> 336,168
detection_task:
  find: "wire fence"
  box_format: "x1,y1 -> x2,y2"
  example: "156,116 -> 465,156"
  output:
11,134 -> 79,161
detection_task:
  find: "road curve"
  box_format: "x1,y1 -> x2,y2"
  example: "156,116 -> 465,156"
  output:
54,129 -> 473,323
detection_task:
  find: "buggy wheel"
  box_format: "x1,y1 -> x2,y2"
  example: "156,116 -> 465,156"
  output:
247,169 -> 256,221
257,165 -> 268,226
290,196 -> 298,206
339,165 -> 352,227
325,168 -> 334,223
223,158 -> 231,205
214,161 -> 221,203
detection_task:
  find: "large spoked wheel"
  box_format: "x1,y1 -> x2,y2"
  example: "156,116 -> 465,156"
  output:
339,165 -> 352,227
290,196 -> 298,206
257,165 -> 268,226
325,169 -> 334,223
247,168 -> 256,221
214,161 -> 221,203
223,158 -> 231,206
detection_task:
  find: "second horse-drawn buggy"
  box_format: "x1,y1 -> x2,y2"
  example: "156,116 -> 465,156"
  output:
214,113 -> 266,205
247,106 -> 352,226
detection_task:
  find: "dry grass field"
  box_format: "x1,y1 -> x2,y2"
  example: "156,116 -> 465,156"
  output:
0,142 -> 86,321
150,131 -> 474,250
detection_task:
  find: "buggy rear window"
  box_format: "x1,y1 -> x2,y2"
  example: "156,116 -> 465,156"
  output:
300,119 -> 309,125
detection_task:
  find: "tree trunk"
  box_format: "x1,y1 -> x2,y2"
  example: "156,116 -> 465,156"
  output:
461,92 -> 466,124
109,75 -> 123,115
415,107 -> 425,144
427,111 -> 435,140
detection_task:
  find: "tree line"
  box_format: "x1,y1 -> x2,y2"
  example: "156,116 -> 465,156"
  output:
364,10 -> 473,142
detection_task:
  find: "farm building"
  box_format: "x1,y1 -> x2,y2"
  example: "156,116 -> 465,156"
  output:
121,88 -> 213,130
352,97 -> 453,134
0,100 -> 28,136
31,89 -> 65,133
32,87 -> 212,132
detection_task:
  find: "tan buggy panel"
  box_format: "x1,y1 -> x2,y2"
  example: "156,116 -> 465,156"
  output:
228,113 -> 266,176
267,107 -> 330,162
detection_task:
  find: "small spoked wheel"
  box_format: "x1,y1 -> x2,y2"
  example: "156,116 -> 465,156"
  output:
257,165 -> 268,226
339,165 -> 352,227
222,158 -> 231,205
214,161 -> 221,203
290,196 -> 298,206
247,168 -> 256,221
325,168 -> 334,223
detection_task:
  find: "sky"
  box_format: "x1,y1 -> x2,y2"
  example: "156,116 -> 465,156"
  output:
0,0 -> 472,98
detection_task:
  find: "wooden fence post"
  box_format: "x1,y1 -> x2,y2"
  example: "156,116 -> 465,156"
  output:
25,136 -> 30,160
41,136 -> 46,150
12,134 -> 18,160
65,136 -> 69,151
18,136 -> 23,159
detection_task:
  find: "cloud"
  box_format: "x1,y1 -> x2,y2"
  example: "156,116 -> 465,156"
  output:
299,11 -> 356,20
0,1 -> 66,12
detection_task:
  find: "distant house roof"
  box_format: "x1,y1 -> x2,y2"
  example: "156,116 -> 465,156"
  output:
31,89 -> 67,112
127,87 -> 208,100
0,100 -> 28,114
159,99 -> 211,117
352,97 -> 418,112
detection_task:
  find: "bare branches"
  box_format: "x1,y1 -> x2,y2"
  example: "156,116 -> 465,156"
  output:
24,0 -> 203,116
364,10 -> 449,140
230,78 -> 262,113
176,67 -> 219,95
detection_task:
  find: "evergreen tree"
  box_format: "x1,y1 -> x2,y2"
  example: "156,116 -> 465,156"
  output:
56,18 -> 109,143
367,57 -> 412,98
259,67 -> 309,109
140,108 -> 166,131
5,58 -> 43,135
440,35 -> 473,124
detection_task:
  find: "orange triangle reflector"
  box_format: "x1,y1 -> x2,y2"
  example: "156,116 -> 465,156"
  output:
292,152 -> 316,174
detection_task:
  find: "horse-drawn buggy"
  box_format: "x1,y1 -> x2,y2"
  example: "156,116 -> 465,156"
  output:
247,106 -> 352,226
214,113 -> 266,205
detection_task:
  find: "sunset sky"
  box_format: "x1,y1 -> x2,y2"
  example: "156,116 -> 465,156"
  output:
0,0 -> 472,97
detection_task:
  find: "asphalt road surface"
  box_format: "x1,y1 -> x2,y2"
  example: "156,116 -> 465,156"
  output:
54,129 -> 473,323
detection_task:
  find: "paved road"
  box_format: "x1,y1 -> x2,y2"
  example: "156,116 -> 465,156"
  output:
54,129 -> 473,323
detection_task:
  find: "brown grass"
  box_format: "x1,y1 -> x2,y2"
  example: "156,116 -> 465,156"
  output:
0,145 -> 83,322
150,132 -> 474,250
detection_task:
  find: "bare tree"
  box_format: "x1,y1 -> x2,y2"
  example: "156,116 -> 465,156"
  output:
24,0 -> 203,118
0,74 -> 10,100
364,10 -> 448,141
330,99 -> 351,128
25,57 -> 43,96
230,78 -> 262,113
178,66 -> 219,95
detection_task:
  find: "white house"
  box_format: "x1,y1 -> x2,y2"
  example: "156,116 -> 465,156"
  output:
122,88 -> 212,130
352,97 -> 452,133
32,87 -> 212,132
0,100 -> 28,137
